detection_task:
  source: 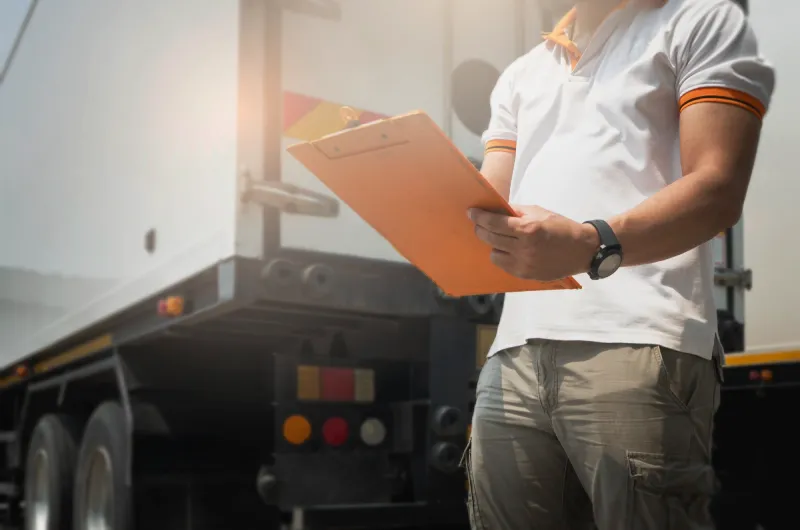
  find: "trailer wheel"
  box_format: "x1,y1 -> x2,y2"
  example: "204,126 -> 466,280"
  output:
24,414 -> 80,530
73,402 -> 131,530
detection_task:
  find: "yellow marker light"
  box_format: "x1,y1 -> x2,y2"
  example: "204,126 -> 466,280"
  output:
354,368 -> 375,403
158,296 -> 185,317
167,296 -> 184,316
297,365 -> 321,400
283,415 -> 312,445
761,369 -> 773,382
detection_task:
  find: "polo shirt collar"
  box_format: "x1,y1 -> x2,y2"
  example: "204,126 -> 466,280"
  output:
541,0 -> 668,69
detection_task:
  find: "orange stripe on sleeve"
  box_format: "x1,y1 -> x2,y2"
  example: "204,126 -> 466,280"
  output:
679,87 -> 766,119
485,139 -> 517,154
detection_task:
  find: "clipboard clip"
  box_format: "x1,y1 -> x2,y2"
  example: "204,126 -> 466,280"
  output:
340,106 -> 361,129
242,171 -> 339,218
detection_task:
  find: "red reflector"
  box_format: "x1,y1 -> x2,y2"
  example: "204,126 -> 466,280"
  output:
322,417 -> 349,447
321,368 -> 355,401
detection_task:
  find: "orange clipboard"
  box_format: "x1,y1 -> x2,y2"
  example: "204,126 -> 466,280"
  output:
286,110 -> 581,297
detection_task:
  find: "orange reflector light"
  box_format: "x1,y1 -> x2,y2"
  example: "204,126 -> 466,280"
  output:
157,296 -> 184,317
15,365 -> 29,378
322,417 -> 349,447
297,366 -> 321,400
283,415 -> 312,445
761,369 -> 773,382
354,369 -> 375,403
321,368 -> 354,401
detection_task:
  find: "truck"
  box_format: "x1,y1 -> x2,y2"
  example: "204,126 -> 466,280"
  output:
0,0 -> 797,529
0,0 -> 541,528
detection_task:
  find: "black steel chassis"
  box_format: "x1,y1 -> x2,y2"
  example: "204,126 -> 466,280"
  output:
0,250 -> 495,529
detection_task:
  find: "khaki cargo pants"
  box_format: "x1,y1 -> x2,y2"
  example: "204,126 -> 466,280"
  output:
464,339 -> 724,530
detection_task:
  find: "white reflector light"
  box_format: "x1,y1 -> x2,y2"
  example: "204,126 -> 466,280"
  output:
359,417 -> 387,447
354,368 -> 375,403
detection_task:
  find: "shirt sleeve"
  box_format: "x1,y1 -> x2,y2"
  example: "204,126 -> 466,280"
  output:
481,57 -> 523,155
673,0 -> 775,120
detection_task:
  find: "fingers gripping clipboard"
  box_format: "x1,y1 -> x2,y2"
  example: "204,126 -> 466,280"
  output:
286,111 -> 581,297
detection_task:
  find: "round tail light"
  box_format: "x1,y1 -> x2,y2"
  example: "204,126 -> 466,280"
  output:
322,417 -> 349,447
359,418 -> 387,447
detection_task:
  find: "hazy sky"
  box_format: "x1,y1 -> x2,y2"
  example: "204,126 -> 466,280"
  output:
0,0 -> 34,73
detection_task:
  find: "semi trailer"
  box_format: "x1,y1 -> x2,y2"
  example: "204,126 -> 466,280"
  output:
1,0 -> 798,529
0,0 -> 542,528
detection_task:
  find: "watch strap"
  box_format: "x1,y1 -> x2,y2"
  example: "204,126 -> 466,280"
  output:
584,219 -> 620,249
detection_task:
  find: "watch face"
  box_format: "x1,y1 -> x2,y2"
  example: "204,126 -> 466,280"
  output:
598,252 -> 623,278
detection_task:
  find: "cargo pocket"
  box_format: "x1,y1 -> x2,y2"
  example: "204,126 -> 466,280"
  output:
459,437 -> 487,530
626,451 -> 717,530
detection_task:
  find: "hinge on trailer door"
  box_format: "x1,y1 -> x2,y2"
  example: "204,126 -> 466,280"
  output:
242,174 -> 339,218
714,267 -> 753,290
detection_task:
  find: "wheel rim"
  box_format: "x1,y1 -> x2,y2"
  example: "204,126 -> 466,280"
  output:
83,447 -> 113,530
30,449 -> 49,530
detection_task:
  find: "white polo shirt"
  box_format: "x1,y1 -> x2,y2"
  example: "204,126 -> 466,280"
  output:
483,0 -> 775,360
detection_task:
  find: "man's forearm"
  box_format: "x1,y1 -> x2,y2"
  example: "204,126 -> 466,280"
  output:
480,151 -> 515,200
483,173 -> 512,201
605,170 -> 744,267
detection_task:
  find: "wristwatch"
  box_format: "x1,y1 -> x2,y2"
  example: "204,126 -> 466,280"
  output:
583,219 -> 624,280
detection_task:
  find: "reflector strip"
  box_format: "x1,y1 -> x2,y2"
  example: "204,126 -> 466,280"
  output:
724,350 -> 800,367
354,368 -> 375,403
297,365 -> 321,400
321,367 -> 355,401
295,365 -> 376,402
34,334 -> 113,375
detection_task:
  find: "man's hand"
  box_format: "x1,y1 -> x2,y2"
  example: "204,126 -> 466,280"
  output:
469,205 -> 599,281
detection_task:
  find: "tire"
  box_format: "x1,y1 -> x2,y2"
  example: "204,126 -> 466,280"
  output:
24,414 -> 80,530
72,402 -> 132,530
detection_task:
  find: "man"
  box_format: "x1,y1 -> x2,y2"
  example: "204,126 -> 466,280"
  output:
465,0 -> 775,528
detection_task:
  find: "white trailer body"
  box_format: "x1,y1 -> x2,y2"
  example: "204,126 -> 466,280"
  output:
1,2 -> 552,526
0,0 -> 246,367
702,0 -> 800,369
739,0 -> 800,357
2,0 -> 798,372
0,0 -> 551,371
